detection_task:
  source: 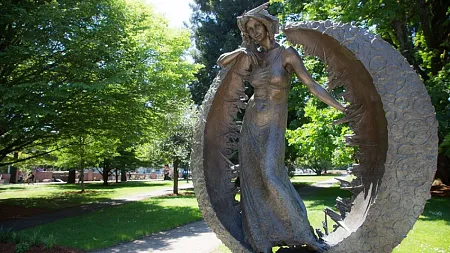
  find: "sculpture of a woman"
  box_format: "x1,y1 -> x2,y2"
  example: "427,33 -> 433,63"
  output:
216,3 -> 344,252
192,2 -> 437,252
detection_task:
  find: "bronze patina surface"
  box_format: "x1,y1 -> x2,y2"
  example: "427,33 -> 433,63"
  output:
191,3 -> 438,253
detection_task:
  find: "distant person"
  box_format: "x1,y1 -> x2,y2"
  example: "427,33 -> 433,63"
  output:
27,172 -> 35,184
163,164 -> 171,180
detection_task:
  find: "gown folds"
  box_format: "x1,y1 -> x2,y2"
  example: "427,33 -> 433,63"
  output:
239,46 -> 317,252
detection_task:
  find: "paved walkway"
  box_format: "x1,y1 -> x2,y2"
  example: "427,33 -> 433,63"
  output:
92,220 -> 221,253
0,183 -> 195,231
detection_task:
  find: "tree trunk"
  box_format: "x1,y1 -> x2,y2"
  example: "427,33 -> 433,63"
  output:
436,153 -> 450,185
102,170 -> 109,186
80,164 -> 85,193
9,152 -> 19,183
102,158 -> 110,186
115,169 -> 119,183
390,17 -> 427,79
415,0 -> 449,74
173,158 -> 179,195
121,169 -> 127,182
79,136 -> 85,193
68,169 -> 76,184
9,166 -> 17,183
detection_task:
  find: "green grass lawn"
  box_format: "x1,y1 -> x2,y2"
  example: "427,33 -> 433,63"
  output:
18,190 -> 202,251
290,174 -> 342,184
8,175 -> 449,253
393,196 -> 450,253
0,180 -> 186,209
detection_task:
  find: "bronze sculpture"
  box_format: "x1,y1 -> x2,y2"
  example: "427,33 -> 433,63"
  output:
191,2 -> 438,252
216,3 -> 343,252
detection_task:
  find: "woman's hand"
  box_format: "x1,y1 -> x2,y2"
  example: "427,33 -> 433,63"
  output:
249,67 -> 269,86
239,48 -> 259,66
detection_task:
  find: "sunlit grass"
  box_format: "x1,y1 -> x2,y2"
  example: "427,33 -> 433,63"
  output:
19,190 -> 202,251
393,197 -> 450,253
0,180 -> 186,209
290,174 -> 342,183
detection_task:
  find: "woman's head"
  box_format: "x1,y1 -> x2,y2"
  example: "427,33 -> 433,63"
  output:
245,18 -> 268,43
237,3 -> 279,46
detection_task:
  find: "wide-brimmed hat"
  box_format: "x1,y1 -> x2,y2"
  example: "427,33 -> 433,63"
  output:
237,2 -> 279,38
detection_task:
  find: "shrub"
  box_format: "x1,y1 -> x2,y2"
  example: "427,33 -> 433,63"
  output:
42,234 -> 56,249
15,242 -> 29,253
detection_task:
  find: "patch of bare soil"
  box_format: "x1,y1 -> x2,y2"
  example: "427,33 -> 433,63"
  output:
164,190 -> 196,197
0,204 -> 50,221
0,243 -> 84,253
64,190 -> 96,195
431,180 -> 450,197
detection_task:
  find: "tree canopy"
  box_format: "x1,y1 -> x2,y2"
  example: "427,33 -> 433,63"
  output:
287,100 -> 353,175
272,0 -> 450,181
0,0 -> 199,167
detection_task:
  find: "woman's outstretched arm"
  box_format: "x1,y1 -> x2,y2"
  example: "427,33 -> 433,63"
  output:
284,47 -> 345,112
217,47 -> 258,67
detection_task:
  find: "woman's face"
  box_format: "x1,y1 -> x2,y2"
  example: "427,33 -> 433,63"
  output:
246,18 -> 267,43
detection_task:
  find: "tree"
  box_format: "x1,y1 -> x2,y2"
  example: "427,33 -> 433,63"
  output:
274,0 -> 450,183
54,135 -> 108,192
107,144 -> 141,184
141,104 -> 198,194
0,0 -> 199,167
286,100 -> 353,175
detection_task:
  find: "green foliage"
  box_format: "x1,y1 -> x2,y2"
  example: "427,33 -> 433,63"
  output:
0,226 -> 56,251
42,234 -> 56,249
0,0 -> 200,167
140,103 -> 198,168
275,0 -> 449,76
0,227 -> 13,243
287,100 -> 353,174
15,242 -> 29,253
27,229 -> 42,246
275,0 -> 450,179
428,63 -> 450,144
10,232 -> 21,244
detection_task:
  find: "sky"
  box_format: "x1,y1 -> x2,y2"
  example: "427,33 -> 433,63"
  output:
144,0 -> 194,28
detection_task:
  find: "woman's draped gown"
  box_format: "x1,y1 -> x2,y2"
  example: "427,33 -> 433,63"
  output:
239,46 -> 317,252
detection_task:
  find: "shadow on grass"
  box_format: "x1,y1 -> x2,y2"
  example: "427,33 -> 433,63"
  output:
291,182 -> 314,189
419,197 -> 450,225
0,186 -> 27,192
0,181 -> 174,210
52,180 -> 171,191
20,194 -> 203,251
0,189 -> 115,209
300,186 -> 352,209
